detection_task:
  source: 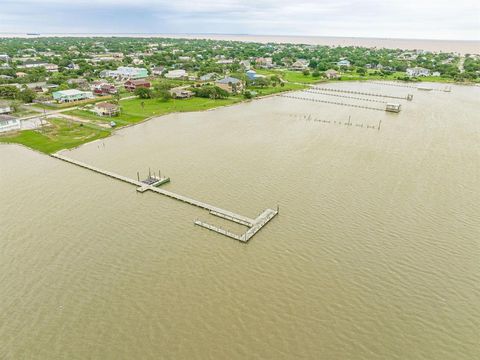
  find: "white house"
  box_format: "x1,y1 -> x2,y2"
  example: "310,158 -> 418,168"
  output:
291,59 -> 309,70
0,103 -> 12,114
165,69 -> 187,79
406,67 -> 431,77
337,59 -> 351,67
0,115 -> 21,133
100,67 -> 148,80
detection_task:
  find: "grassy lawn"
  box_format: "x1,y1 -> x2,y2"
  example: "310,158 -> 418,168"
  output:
0,118 -> 110,154
67,96 -> 244,126
248,82 -> 306,96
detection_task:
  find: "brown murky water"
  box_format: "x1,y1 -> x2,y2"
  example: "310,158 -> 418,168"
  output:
1,82 -> 479,359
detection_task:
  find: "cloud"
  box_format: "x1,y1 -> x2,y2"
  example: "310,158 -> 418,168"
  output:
0,0 -> 478,40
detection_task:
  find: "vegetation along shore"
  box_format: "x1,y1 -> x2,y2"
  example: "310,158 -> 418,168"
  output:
1,37 -> 479,153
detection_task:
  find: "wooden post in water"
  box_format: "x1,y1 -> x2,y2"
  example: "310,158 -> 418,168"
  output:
137,172 -> 140,181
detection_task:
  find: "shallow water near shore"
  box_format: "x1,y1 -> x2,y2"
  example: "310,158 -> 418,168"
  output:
1,82 -> 479,359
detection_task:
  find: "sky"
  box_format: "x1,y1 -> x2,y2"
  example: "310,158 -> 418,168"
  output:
0,0 -> 479,40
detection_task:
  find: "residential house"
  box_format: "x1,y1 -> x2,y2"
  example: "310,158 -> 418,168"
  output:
0,115 -> 20,133
15,72 -> 27,78
152,66 -> 165,76
0,104 -> 12,114
239,60 -> 251,70
216,59 -> 234,65
116,67 -> 148,80
199,73 -> 219,82
215,76 -> 244,93
94,102 -> 119,117
124,79 -> 151,92
0,54 -> 10,62
246,70 -> 266,81
406,67 -> 430,77
337,59 -> 351,67
18,60 -> 48,69
92,82 -> 117,96
165,69 -> 187,79
52,89 -> 94,103
169,87 -> 194,99
255,57 -> 273,68
291,59 -> 309,71
325,69 -> 339,79
67,78 -> 89,90
44,63 -> 59,72
66,63 -> 80,70
432,71 -> 441,77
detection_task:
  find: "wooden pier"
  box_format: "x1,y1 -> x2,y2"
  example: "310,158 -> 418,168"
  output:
304,89 -> 388,103
51,153 -> 277,242
280,94 -> 385,111
195,208 -> 278,243
311,86 -> 413,101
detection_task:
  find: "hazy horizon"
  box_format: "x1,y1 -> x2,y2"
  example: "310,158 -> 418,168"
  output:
1,32 -> 479,42
1,0 -> 478,41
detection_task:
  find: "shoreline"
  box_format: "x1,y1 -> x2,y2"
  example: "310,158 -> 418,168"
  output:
0,33 -> 478,54
0,79 -> 473,154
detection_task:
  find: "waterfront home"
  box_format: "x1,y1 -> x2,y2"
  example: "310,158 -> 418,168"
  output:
406,67 -> 431,77
15,72 -> 27,78
52,89 -> 94,103
169,87 -> 194,99
94,102 -> 119,117
215,76 -> 244,93
246,70 -> 266,81
0,115 -> 21,133
325,69 -> 340,79
290,59 -> 309,71
337,59 -> 351,67
92,82 -> 117,96
124,79 -> 151,92
165,69 -> 188,79
432,71 -> 441,77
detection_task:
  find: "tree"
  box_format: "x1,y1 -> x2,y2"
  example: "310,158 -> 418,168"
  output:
357,67 -> 367,76
243,90 -> 253,99
302,69 -> 310,76
0,85 -> 19,99
312,70 -> 320,77
135,87 -> 152,99
18,88 -> 36,103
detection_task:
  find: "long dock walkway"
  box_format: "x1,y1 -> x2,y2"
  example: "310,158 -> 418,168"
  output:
311,86 -> 413,100
280,94 -> 385,111
304,89 -> 388,103
51,153 -> 277,242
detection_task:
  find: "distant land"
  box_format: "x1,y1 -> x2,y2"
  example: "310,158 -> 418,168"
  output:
1,33 -> 479,54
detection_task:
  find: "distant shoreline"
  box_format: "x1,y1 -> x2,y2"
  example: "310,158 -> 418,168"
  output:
1,33 -> 479,54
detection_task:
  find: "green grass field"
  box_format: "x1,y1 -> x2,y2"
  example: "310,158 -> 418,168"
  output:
0,118 -> 110,154
248,82 -> 306,96
68,96 -> 244,126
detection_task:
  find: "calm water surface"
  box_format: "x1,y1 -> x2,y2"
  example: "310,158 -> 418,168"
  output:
1,82 -> 479,359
